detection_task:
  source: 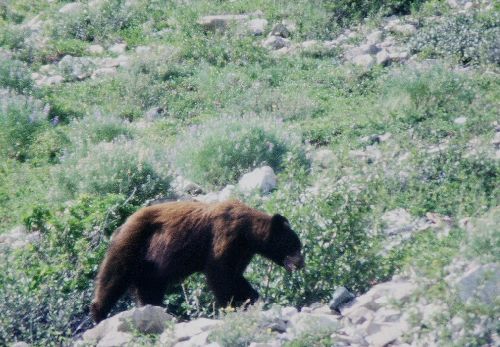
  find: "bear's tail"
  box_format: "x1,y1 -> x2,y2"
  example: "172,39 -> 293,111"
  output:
91,214 -> 155,323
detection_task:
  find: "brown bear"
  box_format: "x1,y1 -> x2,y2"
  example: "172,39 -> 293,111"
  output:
90,200 -> 304,323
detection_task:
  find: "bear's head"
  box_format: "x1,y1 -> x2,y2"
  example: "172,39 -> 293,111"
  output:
263,214 -> 304,272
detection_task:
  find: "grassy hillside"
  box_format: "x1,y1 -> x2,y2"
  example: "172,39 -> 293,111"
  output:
0,0 -> 498,345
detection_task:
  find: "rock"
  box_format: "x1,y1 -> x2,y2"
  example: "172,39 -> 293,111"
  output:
454,263 -> 499,304
197,14 -> 250,31
36,75 -> 64,86
381,208 -> 417,235
365,322 -> 406,347
367,30 -> 383,45
174,318 -> 221,342
88,44 -> 105,55
288,313 -> 340,336
329,287 -> 355,311
194,192 -> 219,203
91,67 -> 117,79
135,45 -> 152,55
312,148 -> 335,170
262,35 -> 291,50
269,23 -> 290,38
238,166 -> 277,194
58,55 -> 95,81
82,305 -> 173,346
99,55 -> 130,68
247,18 -> 268,35
144,106 -> 165,121
174,331 -> 210,346
376,49 -> 391,66
375,307 -> 402,323
10,342 -> 30,347
59,2 -> 83,15
281,306 -> 298,321
390,24 -> 417,36
249,342 -> 281,347
109,43 -> 127,54
454,116 -> 467,125
351,54 -> 375,69
343,304 -> 375,325
218,185 -> 235,201
311,305 -> 334,315
0,226 -> 40,250
492,132 -> 500,148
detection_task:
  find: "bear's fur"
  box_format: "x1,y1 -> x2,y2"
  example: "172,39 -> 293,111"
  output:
90,200 -> 304,323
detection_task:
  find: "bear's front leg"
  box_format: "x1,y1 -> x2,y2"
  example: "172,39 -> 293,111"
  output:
206,265 -> 259,308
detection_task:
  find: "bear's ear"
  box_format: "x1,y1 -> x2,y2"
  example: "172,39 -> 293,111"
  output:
271,214 -> 290,229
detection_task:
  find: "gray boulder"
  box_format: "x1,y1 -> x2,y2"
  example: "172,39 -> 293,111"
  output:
329,287 -> 355,311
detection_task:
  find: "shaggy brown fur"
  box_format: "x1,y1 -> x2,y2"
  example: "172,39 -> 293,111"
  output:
90,200 -> 304,323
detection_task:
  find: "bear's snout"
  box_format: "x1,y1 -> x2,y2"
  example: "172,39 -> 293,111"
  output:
284,252 -> 305,272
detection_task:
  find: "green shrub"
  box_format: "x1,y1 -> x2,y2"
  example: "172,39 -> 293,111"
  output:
208,305 -> 274,347
28,127 -> 70,165
325,0 -> 427,28
67,114 -> 132,148
0,91 -> 49,161
53,139 -> 172,203
380,66 -> 476,140
51,0 -> 147,42
173,116 -> 305,188
0,58 -> 33,93
0,194 -> 138,345
410,11 -> 500,65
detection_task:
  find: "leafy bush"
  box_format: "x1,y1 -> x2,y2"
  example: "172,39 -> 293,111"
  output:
0,194 -> 138,345
325,0 -> 428,28
0,90 -> 49,161
208,305 -> 274,347
28,127 -> 70,165
0,57 -> 33,93
380,66 -> 477,140
51,0 -> 148,42
410,11 -> 500,65
53,139 -> 172,203
173,116 -> 305,188
67,114 -> 132,148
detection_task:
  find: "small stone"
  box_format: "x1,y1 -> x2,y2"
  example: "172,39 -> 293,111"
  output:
197,14 -> 250,31
329,287 -> 355,311
454,263 -> 499,304
365,322 -> 406,347
281,306 -> 298,320
10,342 -> 31,347
91,67 -> 117,79
376,49 -> 391,66
390,24 -> 417,36
174,318 -> 221,341
288,313 -> 340,336
218,185 -> 235,201
366,30 -> 383,45
454,116 -> 467,125
247,18 -> 268,35
88,44 -> 104,55
59,2 -> 82,15
238,166 -> 277,194
351,54 -> 375,69
109,43 -> 127,54
270,23 -> 290,38
262,35 -> 290,50
135,45 -> 152,55
312,148 -> 335,170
